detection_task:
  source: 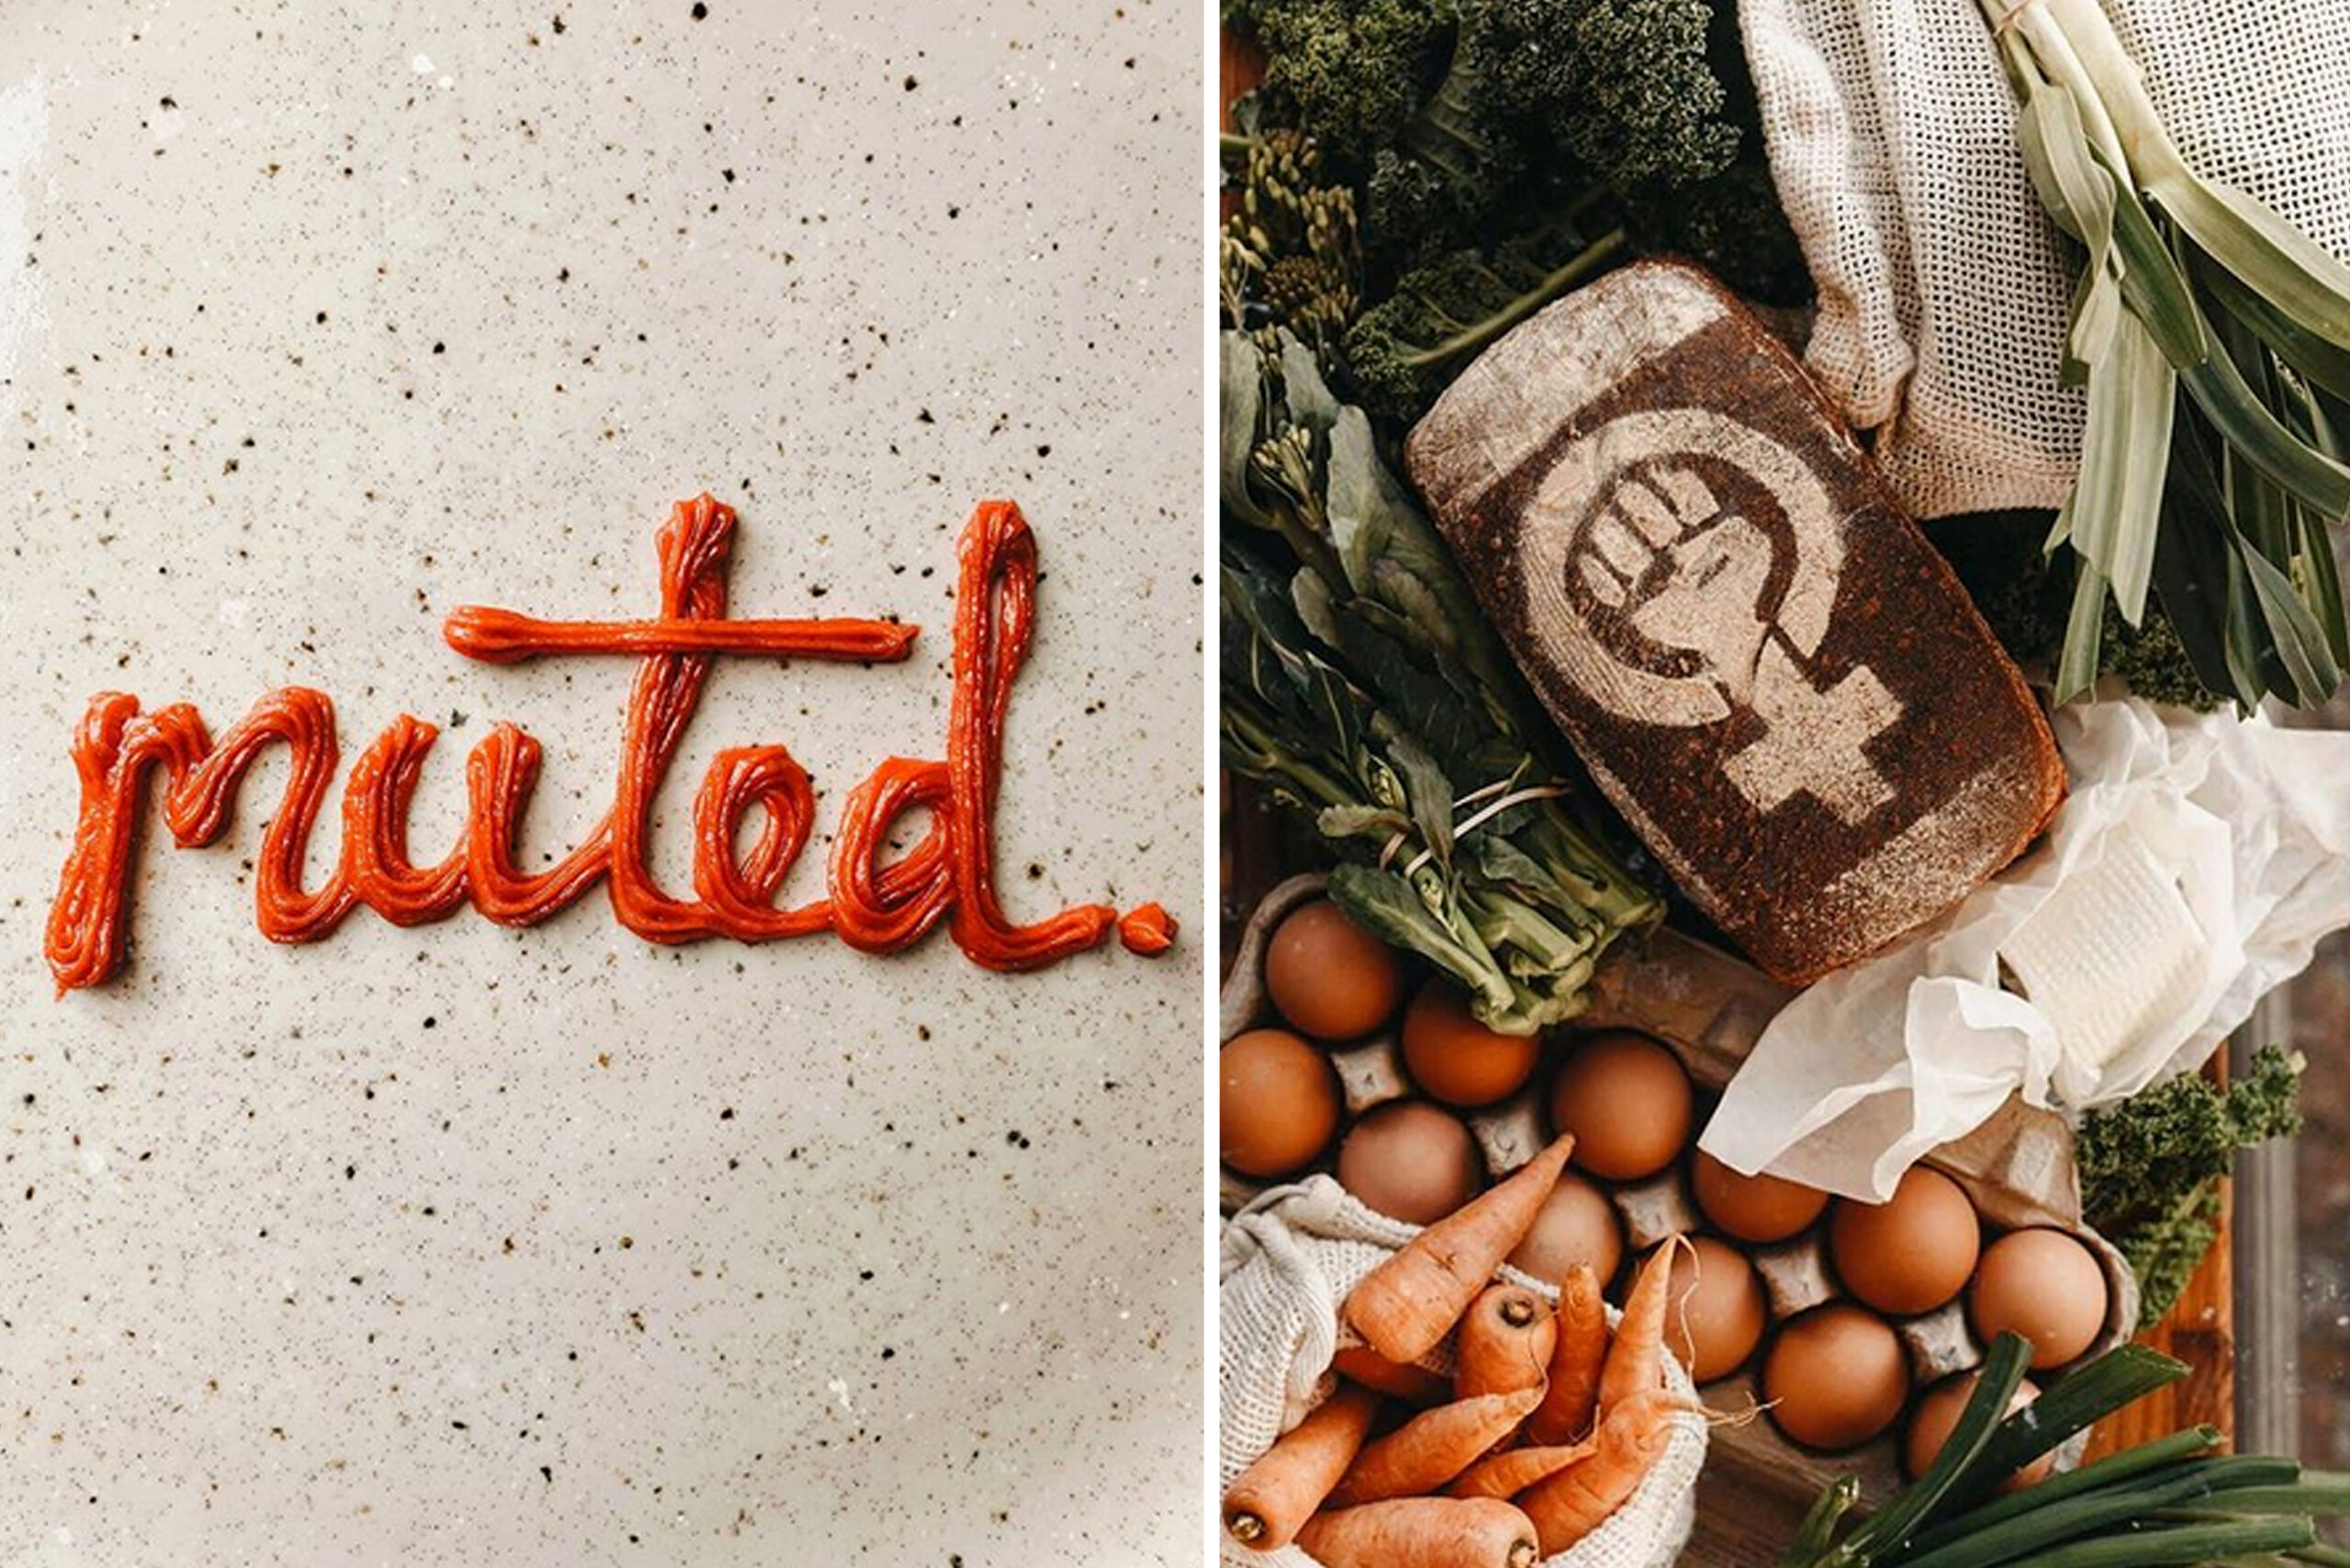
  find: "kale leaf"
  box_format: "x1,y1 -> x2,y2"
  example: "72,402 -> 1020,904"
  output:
2077,1046 -> 2302,1325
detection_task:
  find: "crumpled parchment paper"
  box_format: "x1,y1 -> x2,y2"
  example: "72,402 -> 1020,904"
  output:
1701,698 -> 2350,1201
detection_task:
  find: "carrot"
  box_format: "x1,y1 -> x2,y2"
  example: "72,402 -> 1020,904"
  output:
1328,1386 -> 1544,1506
1296,1496 -> 1540,1568
1453,1284 -> 1557,1402
1527,1262 -> 1608,1446
1516,1391 -> 1692,1555
1343,1133 -> 1577,1365
1596,1234 -> 1690,1417
1221,1383 -> 1382,1551
1330,1344 -> 1452,1407
1445,1439 -> 1597,1499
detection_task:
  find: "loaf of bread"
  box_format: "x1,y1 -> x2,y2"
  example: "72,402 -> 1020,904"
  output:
1404,261 -> 2064,985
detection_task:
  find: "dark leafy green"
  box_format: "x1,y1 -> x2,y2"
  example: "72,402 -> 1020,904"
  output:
1225,0 -> 1807,304
1341,216 -> 1627,423
1220,329 -> 1662,1033
2077,1045 -> 2303,1325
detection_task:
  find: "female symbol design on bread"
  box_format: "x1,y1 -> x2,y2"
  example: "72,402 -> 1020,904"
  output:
1556,417 -> 1901,828
1404,261 -> 2063,984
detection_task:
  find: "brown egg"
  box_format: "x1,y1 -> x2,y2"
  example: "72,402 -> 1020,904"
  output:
1970,1228 -> 2110,1371
1829,1167 -> 1982,1316
1401,980 -> 1541,1107
1218,1028 -> 1339,1178
1337,1102 -> 1482,1225
1661,1235 -> 1767,1383
1264,901 -> 1405,1041
1762,1305 -> 1911,1450
1692,1150 -> 1831,1244
1505,1173 -> 1626,1286
1904,1372 -> 2053,1488
1547,1031 -> 1693,1181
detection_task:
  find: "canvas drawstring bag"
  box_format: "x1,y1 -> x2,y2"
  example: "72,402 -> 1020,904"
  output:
1217,1177 -> 1707,1568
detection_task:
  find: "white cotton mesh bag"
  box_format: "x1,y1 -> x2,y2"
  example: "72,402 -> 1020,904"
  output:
1738,0 -> 2350,521
1217,1176 -> 1707,1568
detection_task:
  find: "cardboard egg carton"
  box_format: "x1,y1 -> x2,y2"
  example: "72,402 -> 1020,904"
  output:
1221,873 -> 2141,1559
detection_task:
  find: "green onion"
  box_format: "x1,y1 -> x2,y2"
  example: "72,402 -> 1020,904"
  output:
1886,1430 -> 2223,1564
1773,1341 -> 2350,1568
1973,1518 -> 2315,1568
1979,0 -> 2350,707
2187,1477 -> 2350,1515
1790,1475 -> 1863,1564
1892,1457 -> 2303,1568
1843,1335 -> 2034,1560
1949,1343 -> 2189,1505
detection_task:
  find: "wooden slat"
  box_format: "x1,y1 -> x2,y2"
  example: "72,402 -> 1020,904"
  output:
2230,1006 -> 2299,1457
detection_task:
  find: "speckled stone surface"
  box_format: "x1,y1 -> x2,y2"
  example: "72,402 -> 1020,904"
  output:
0,3 -> 1203,1563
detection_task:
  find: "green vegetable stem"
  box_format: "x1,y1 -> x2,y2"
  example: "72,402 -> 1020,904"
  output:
1220,328 -> 1662,1034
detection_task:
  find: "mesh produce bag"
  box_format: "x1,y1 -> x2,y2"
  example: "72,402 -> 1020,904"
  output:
1739,0 -> 2350,521
1217,1177 -> 1707,1568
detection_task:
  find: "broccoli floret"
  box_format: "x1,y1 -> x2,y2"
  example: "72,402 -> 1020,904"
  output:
1343,222 -> 1627,423
1223,130 -> 1363,352
1236,0 -> 1458,164
1475,0 -> 1739,191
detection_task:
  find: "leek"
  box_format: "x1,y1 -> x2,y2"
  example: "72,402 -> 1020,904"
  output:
1980,0 -> 2350,706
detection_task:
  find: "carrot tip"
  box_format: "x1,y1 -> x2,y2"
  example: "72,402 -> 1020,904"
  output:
1225,1511 -> 1265,1544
